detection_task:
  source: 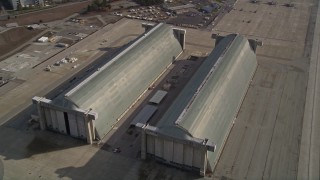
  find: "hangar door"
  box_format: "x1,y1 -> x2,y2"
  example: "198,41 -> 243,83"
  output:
43,108 -> 86,139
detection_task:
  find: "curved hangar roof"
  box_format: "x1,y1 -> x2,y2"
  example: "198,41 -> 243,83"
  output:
64,23 -> 183,138
155,34 -> 257,166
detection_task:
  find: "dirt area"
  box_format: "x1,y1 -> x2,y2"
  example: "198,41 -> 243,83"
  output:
56,37 -> 74,45
0,27 -> 43,58
79,12 -> 122,24
0,2 -> 90,26
101,15 -> 123,24
84,17 -> 104,27
79,11 -> 109,18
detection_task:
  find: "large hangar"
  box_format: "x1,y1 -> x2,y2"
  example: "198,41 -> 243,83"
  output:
137,34 -> 260,175
32,23 -> 186,143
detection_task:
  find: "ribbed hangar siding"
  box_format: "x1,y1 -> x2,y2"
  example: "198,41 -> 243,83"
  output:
40,106 -> 87,139
32,95 -> 97,142
66,24 -> 183,138
177,35 -> 257,169
46,108 -> 66,134
141,34 -> 258,175
145,134 -> 206,171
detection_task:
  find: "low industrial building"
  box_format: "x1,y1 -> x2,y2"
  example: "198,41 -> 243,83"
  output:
165,4 -> 196,14
137,34 -> 260,175
32,23 -> 186,144
38,36 -> 48,42
201,3 -> 220,13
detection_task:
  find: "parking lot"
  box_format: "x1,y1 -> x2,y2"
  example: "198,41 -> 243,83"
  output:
112,6 -> 170,22
167,12 -> 216,28
110,0 -> 225,29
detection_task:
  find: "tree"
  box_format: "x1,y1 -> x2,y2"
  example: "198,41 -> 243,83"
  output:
93,0 -> 101,6
87,4 -> 92,12
106,3 -> 111,9
135,0 -> 163,6
87,0 -> 111,12
17,4 -> 22,11
101,0 -> 107,7
91,3 -> 98,11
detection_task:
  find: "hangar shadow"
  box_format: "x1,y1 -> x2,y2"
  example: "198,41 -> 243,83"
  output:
0,70 -> 90,161
0,37 -> 137,161
54,55 -> 206,179
0,114 -> 87,161
55,150 -> 202,180
98,47 -> 118,52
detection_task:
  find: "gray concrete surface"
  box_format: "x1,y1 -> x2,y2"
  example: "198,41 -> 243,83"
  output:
0,0 -> 318,177
213,0 -> 315,179
0,19 -> 214,179
0,19 -> 143,125
297,0 -> 320,179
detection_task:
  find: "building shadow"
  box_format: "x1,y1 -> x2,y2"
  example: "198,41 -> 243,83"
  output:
0,32 -> 143,161
55,149 -> 201,180
53,56 -> 206,179
0,121 -> 87,160
0,35 -> 140,161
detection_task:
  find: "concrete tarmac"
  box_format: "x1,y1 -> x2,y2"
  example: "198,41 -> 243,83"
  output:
298,0 -> 320,178
0,0 -> 319,178
0,19 -> 213,180
0,19 -> 143,126
213,0 -> 316,179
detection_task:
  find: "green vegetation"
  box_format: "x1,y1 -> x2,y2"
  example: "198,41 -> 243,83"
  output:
17,4 -> 23,11
87,0 -> 111,12
135,0 -> 163,6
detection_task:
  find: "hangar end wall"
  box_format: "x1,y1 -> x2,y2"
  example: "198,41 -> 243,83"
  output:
145,133 -> 208,175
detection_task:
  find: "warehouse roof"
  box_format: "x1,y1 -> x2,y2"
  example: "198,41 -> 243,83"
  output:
62,23 -> 183,138
149,90 -> 168,104
130,105 -> 158,127
155,34 -> 257,165
167,4 -> 196,11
